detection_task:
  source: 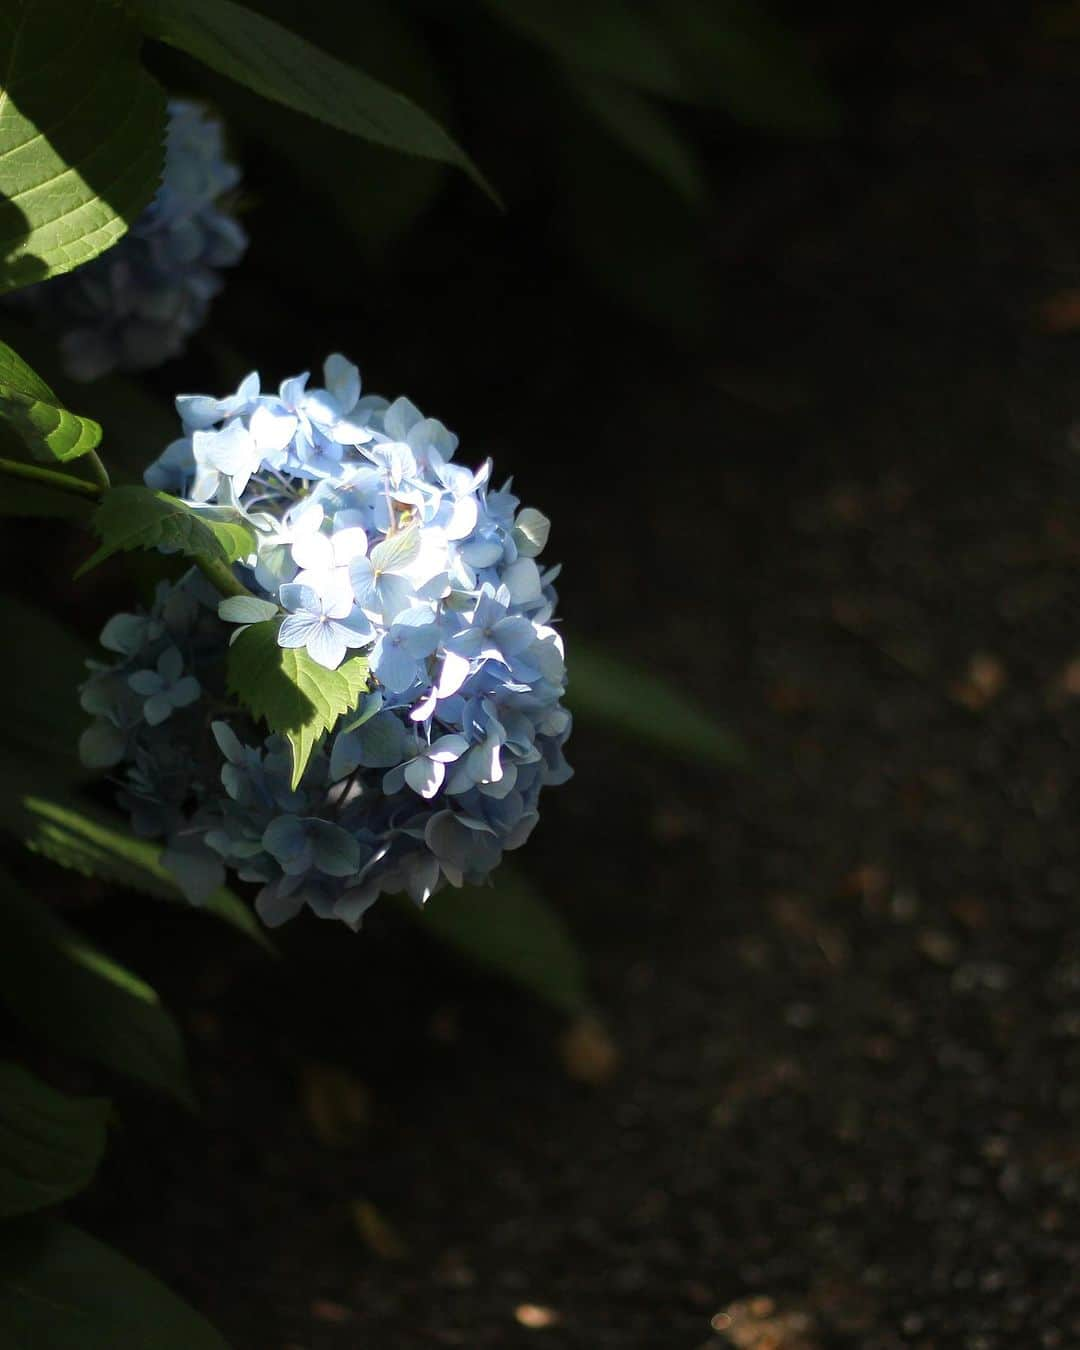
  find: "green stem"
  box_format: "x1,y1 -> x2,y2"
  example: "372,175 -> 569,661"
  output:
0,455 -> 255,602
0,456 -> 103,501
84,450 -> 110,490
194,554 -> 254,600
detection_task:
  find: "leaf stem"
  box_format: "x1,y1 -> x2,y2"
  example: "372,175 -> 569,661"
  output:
0,456 -> 103,501
194,554 -> 254,600
85,450 -> 110,490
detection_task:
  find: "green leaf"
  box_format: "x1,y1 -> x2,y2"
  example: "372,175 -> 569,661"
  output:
483,0 -> 685,100
0,341 -> 103,462
21,797 -> 275,956
567,638 -> 748,767
0,870 -> 193,1106
653,0 -> 841,134
0,596 -> 90,802
565,72 -> 705,203
226,619 -> 369,789
0,0 -> 167,294
0,1217 -> 230,1348
419,869 -> 587,1014
0,1062 -> 109,1219
78,486 -> 256,576
486,0 -> 839,134
135,0 -> 496,201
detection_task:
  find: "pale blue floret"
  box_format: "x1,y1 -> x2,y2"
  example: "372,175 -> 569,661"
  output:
348,528 -> 424,624
278,580 -> 373,670
88,355 -> 572,927
383,734 -> 469,799
329,710 -> 411,780
369,607 -> 440,693
443,585 -> 537,667
262,815 -> 364,878
128,646 -> 200,726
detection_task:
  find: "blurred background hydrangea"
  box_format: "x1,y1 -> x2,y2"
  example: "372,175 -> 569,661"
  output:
13,99 -> 246,381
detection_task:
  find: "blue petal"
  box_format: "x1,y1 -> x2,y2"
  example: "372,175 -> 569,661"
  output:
143,693 -> 174,726
255,877 -> 308,928
129,669 -> 164,696
306,621 -> 347,670
373,639 -> 420,694
279,582 -> 319,614
157,644 -> 184,683
170,675 -> 201,708
383,396 -> 423,441
161,839 -> 225,905
374,573 -> 416,624
211,719 -> 245,764
308,820 -> 362,877
493,616 -> 535,657
355,711 -> 410,767
278,613 -> 319,649
79,720 -> 126,768
324,354 -> 361,413
330,730 -> 362,782
404,754 -> 444,798
262,814 -> 310,867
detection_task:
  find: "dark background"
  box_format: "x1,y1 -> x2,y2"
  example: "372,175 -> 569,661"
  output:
12,1 -> 1080,1345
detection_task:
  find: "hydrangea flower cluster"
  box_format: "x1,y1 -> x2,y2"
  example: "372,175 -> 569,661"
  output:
80,356 -> 571,928
16,100 -> 246,381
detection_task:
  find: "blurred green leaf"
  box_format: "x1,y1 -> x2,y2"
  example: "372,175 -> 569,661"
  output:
22,797 -> 275,955
0,596 -> 90,791
135,0 -> 496,200
655,0 -> 841,134
0,1062 -> 109,1219
0,316 -> 175,484
78,486 -> 256,576
556,116 -> 712,336
0,870 -> 194,1106
0,341 -> 103,463
483,0 -> 685,100
60,378 -> 177,485
0,1217 -> 230,1347
568,638 -> 747,767
486,0 -> 838,135
0,0 -> 166,293
205,0 -> 450,261
565,71 -> 705,203
227,619 -> 369,788
420,869 -> 587,1014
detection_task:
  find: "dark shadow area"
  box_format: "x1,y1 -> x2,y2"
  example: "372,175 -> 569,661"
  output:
0,194 -> 47,292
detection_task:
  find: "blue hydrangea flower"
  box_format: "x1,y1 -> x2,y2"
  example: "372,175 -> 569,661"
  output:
82,355 -> 571,928
128,646 -> 200,726
13,100 -> 247,381
278,578 -> 374,671
370,607 -> 440,692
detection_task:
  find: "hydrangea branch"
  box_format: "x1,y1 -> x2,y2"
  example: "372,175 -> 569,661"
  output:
195,555 -> 253,600
0,457 -> 103,501
85,450 -> 111,490
0,456 -> 254,602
